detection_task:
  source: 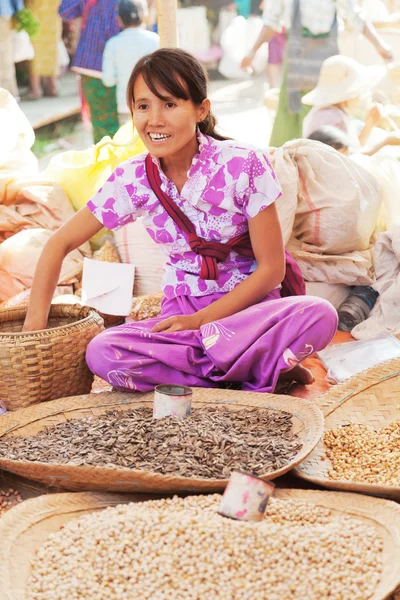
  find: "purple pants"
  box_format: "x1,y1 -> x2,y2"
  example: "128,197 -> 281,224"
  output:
86,291 -> 338,393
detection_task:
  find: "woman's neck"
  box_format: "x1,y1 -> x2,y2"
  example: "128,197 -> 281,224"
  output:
160,134 -> 199,181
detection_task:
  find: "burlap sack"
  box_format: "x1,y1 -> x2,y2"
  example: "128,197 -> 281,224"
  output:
271,140 -> 382,285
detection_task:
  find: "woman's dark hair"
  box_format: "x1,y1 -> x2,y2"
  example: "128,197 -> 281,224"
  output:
307,126 -> 350,152
126,48 -> 229,141
118,0 -> 143,27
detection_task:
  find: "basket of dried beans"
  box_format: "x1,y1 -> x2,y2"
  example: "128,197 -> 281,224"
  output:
0,305 -> 104,411
0,388 -> 323,493
0,488 -> 399,600
294,357 -> 400,500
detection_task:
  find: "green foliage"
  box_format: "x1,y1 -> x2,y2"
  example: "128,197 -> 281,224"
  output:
15,8 -> 40,38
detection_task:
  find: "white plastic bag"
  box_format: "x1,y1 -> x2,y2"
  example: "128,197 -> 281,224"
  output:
219,16 -> 268,79
0,89 -> 37,189
12,30 -> 34,63
177,6 -> 210,55
317,334 -> 400,383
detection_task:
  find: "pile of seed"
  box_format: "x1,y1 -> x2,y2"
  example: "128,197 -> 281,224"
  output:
325,420 -> 400,486
0,407 -> 302,478
0,488 -> 23,517
28,494 -> 383,600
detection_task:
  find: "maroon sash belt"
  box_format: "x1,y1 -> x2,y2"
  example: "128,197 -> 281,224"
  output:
145,153 -> 305,296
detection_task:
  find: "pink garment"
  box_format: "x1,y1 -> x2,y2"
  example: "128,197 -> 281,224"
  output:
302,106 -> 360,149
87,132 -> 282,299
86,291 -> 338,393
268,30 -> 286,65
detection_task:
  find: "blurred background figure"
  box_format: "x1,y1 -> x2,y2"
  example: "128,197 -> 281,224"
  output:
308,124 -> 400,156
59,0 -> 120,143
302,56 -> 389,148
102,0 -> 159,126
241,0 -> 393,147
258,0 -> 285,89
0,0 -> 24,99
307,125 -> 351,153
25,0 -> 61,99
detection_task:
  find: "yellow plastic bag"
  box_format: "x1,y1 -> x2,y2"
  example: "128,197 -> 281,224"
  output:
44,123 -> 146,246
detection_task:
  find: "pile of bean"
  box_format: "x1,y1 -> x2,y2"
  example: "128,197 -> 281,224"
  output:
28,494 -> 383,600
0,407 -> 302,478
325,420 -> 400,486
0,488 -> 23,517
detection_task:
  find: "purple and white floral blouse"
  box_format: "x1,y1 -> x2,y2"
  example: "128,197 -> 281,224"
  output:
87,132 -> 282,298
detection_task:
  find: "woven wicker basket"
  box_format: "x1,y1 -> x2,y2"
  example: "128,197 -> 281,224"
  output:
0,388 -> 323,493
0,305 -> 104,411
294,357 -> 400,500
0,488 -> 399,600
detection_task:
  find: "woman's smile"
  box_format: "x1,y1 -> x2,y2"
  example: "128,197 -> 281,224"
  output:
148,132 -> 172,144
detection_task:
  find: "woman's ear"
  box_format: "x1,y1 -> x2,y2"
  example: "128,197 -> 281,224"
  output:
198,98 -> 211,123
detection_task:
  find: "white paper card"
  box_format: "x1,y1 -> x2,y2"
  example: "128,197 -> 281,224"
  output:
81,257 -> 135,316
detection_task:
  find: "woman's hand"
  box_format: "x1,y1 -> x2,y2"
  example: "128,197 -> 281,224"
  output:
240,54 -> 255,71
151,313 -> 202,333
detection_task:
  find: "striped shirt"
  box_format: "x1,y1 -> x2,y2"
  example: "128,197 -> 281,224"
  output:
263,0 -> 365,36
59,0 -> 120,76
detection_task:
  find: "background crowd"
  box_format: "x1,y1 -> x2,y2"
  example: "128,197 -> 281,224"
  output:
1,0 -> 399,146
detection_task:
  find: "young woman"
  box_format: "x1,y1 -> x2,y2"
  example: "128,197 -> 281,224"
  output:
23,48 -> 338,393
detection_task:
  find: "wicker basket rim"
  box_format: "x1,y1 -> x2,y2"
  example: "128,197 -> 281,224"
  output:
0,488 -> 399,600
0,304 -> 103,339
293,468 -> 400,494
0,389 -> 324,487
315,356 -> 400,415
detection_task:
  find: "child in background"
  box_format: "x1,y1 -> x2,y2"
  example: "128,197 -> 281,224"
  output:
308,125 -> 400,157
102,0 -> 159,126
307,126 -> 351,154
302,55 -> 390,151
23,48 -> 338,393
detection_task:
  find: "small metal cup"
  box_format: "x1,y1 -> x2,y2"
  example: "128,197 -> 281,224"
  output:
153,384 -> 193,419
218,470 -> 275,522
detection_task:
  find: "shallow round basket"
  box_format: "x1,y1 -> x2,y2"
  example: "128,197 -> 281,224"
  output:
294,357 -> 400,500
0,488 -> 399,600
0,304 -> 104,411
0,388 -> 323,493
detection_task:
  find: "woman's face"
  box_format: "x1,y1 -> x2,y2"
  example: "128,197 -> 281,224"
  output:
133,74 -> 210,160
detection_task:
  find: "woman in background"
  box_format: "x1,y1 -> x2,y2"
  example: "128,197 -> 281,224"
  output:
0,0 -> 24,99
25,0 -> 61,99
59,0 -> 120,143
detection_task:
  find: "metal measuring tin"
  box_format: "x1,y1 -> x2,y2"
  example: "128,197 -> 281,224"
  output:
218,470 -> 275,522
153,384 -> 193,419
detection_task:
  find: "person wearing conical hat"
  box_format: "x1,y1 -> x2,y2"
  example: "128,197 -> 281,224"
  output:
241,0 -> 393,147
302,55 -> 387,150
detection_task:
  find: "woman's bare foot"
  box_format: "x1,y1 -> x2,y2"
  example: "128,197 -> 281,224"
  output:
279,364 -> 315,385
